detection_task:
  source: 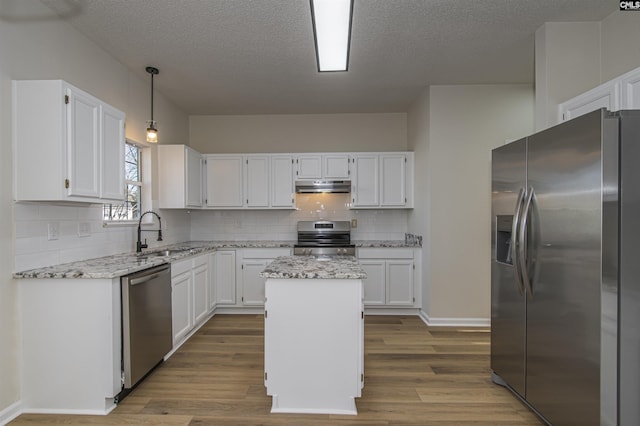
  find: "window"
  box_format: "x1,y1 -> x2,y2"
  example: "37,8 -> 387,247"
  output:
103,142 -> 142,221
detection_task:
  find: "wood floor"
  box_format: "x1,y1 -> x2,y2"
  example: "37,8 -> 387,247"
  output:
11,315 -> 542,425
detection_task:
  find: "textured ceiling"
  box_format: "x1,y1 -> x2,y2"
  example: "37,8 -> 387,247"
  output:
38,0 -> 616,115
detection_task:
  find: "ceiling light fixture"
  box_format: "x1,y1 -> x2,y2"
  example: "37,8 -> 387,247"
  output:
145,66 -> 159,143
310,0 -> 354,72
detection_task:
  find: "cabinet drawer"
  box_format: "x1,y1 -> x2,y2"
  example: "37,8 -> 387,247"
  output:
171,258 -> 192,277
192,253 -> 209,268
357,248 -> 413,259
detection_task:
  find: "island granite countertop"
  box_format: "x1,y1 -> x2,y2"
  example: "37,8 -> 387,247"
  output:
260,256 -> 367,280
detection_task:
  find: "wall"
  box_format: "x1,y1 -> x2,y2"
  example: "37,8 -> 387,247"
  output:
412,84 -> 534,324
0,1 -> 189,419
189,113 -> 407,153
601,11 -> 640,82
190,194 -> 408,242
535,10 -> 640,131
534,22 -> 601,130
407,88 -> 430,313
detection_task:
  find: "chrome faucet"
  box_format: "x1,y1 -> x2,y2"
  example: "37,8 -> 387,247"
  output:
136,210 -> 163,253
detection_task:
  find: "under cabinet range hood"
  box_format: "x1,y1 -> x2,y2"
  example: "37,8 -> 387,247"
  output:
295,180 -> 351,193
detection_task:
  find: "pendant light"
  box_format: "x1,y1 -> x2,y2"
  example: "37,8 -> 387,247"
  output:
145,66 -> 159,143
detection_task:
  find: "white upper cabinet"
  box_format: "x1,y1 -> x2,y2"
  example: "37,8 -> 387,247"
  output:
296,155 -> 322,179
558,83 -> 619,123
100,104 -> 126,200
296,153 -> 350,180
323,154 -> 351,179
351,152 -> 413,209
205,155 -> 244,208
13,80 -> 125,202
245,155 -> 270,208
621,69 -> 640,109
204,154 -> 295,209
351,154 -> 379,207
558,65 -> 640,124
271,155 -> 295,208
67,88 -> 100,198
158,145 -> 203,209
380,154 -> 406,207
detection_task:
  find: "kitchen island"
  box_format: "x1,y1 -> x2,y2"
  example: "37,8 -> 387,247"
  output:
260,255 -> 367,415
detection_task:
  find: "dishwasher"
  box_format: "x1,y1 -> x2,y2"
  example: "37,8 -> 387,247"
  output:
121,263 -> 172,391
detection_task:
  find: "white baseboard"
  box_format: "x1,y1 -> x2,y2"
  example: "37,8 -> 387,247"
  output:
419,310 -> 490,327
364,307 -> 420,316
0,400 -> 22,426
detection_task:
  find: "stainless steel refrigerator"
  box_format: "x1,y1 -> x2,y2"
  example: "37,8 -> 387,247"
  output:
491,109 -> 640,426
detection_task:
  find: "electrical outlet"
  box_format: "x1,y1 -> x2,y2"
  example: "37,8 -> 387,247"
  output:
47,222 -> 60,241
78,222 -> 91,237
351,219 -> 357,228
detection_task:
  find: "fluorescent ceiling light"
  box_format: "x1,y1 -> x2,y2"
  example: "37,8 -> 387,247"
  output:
310,0 -> 353,72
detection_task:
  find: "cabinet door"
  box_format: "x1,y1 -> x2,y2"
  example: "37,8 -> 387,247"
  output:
206,156 -> 243,207
66,87 -> 100,198
172,271 -> 193,345
297,155 -> 322,179
100,104 -> 125,200
386,260 -> 414,306
324,154 -> 350,179
621,69 -> 640,109
352,155 -> 379,207
215,250 -> 237,304
246,156 -> 270,207
192,261 -> 209,324
241,259 -> 268,306
208,253 -> 216,311
380,154 -> 406,207
186,147 -> 203,207
559,83 -> 619,123
359,260 -> 386,305
271,155 -> 294,208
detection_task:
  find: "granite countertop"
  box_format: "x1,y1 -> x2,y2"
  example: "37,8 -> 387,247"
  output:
353,240 -> 420,248
14,240 -> 296,280
14,239 -> 416,280
260,256 -> 367,280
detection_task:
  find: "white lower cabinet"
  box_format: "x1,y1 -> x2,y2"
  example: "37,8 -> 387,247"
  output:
171,253 -> 212,347
240,248 -> 292,306
357,248 -> 415,307
215,250 -> 237,305
192,255 -> 210,325
171,261 -> 193,346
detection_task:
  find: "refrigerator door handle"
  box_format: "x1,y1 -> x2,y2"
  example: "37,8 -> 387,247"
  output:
511,187 -> 526,296
519,187 -> 535,299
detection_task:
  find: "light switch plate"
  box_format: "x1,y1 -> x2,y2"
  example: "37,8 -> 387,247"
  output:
351,219 -> 357,228
47,222 -> 59,241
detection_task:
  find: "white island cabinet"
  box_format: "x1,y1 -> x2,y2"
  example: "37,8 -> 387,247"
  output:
261,256 -> 366,415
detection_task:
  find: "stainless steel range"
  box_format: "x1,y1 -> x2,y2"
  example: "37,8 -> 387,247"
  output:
294,220 -> 355,256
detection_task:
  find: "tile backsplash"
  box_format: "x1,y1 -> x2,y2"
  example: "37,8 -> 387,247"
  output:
13,202 -> 190,272
189,193 -> 408,242
14,194 -> 408,272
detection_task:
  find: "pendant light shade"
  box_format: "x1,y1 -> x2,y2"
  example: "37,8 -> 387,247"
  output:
145,66 -> 159,143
